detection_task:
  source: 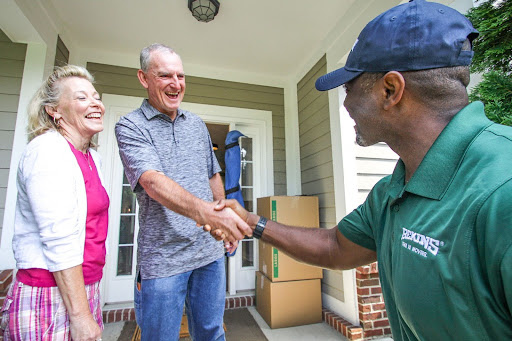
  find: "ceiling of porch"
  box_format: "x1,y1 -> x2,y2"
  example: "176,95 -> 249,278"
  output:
41,0 -> 361,83
4,0 -> 461,84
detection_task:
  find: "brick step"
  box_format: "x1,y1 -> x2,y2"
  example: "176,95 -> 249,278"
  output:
0,269 -> 14,308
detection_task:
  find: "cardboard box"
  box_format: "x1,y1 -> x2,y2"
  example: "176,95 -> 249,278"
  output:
256,271 -> 322,329
257,196 -> 323,282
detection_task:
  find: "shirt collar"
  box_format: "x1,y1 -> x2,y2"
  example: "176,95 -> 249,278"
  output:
388,102 -> 491,200
140,99 -> 187,122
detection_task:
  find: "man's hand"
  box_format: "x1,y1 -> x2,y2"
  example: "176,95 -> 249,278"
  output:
197,202 -> 252,243
202,199 -> 260,241
225,240 -> 238,254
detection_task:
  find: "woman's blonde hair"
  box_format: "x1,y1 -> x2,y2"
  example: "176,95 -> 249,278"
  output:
27,65 -> 95,141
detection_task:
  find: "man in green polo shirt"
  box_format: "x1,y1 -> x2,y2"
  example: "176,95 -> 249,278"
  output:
205,0 -> 512,339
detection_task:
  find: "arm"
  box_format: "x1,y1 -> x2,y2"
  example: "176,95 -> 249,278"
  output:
139,170 -> 251,242
210,199 -> 376,270
21,136 -> 87,271
209,172 -> 238,253
209,172 -> 225,201
53,265 -> 101,341
116,119 -> 251,242
260,220 -> 376,270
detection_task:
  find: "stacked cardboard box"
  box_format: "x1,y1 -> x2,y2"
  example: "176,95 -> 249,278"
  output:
256,196 -> 323,329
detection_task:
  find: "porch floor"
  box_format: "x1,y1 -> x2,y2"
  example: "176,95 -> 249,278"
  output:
102,307 -> 349,341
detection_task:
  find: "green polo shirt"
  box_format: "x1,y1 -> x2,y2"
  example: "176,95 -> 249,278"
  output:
339,102 -> 512,340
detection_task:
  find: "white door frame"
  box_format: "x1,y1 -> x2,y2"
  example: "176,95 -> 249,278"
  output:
98,94 -> 274,304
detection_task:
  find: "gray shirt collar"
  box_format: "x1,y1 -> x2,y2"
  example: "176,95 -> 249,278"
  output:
140,99 -> 188,122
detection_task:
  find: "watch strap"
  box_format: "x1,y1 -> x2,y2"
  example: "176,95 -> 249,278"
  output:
253,216 -> 268,239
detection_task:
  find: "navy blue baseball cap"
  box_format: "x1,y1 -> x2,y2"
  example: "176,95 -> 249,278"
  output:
315,0 -> 479,91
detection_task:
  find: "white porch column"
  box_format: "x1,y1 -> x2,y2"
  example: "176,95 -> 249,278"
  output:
0,43 -> 47,269
284,82 -> 301,195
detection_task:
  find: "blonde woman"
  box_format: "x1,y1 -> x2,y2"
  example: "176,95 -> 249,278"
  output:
1,65 -> 109,341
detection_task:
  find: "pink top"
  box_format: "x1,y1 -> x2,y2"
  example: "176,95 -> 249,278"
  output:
17,142 -> 109,287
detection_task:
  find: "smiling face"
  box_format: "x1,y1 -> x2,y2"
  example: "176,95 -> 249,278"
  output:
138,50 -> 185,120
48,76 -> 105,143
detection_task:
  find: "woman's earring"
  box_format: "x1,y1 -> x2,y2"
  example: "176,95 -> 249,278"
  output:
53,116 -> 60,126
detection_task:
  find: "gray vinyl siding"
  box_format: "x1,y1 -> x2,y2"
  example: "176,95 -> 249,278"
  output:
355,143 -> 398,204
87,62 -> 286,195
54,35 -> 69,67
0,29 -> 26,238
297,56 -> 343,301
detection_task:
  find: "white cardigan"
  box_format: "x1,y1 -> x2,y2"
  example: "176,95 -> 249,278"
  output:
13,130 -> 106,272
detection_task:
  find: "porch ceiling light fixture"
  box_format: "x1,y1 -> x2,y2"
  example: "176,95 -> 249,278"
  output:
188,0 -> 220,23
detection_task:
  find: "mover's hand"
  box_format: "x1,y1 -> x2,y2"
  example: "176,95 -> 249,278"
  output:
197,202 -> 252,243
203,199 -> 259,241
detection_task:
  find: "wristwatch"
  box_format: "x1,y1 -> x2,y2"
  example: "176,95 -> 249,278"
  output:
253,216 -> 268,239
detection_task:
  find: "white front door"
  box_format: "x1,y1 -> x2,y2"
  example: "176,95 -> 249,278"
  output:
98,95 -> 143,304
98,94 -> 273,304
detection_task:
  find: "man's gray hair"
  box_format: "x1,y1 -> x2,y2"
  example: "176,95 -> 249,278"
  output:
140,43 -> 177,72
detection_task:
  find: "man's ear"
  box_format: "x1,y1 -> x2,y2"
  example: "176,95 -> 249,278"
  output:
381,71 -> 405,110
137,69 -> 149,89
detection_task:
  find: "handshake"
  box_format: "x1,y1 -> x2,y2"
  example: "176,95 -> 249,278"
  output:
196,199 -> 261,252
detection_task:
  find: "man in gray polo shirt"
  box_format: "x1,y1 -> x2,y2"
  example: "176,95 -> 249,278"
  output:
115,43 -> 249,341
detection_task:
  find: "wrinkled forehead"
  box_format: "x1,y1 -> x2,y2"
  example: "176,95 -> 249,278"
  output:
56,76 -> 95,94
148,50 -> 184,72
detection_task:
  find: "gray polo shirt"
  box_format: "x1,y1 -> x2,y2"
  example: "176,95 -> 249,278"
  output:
115,99 -> 223,279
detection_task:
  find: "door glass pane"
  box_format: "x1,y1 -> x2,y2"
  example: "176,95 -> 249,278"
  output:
241,162 -> 253,186
117,168 -> 136,276
240,137 -> 252,161
241,239 -> 254,267
242,188 -> 253,212
121,186 -> 136,213
117,246 -> 133,276
119,216 -> 135,244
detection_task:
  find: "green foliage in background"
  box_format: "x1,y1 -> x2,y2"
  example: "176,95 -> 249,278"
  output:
466,0 -> 512,126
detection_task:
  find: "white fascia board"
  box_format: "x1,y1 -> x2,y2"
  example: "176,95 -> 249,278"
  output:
293,0 -> 402,84
0,0 -> 43,44
2,0 -> 58,78
73,47 -> 287,88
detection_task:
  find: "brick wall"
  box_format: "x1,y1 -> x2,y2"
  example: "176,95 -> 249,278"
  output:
102,295 -> 255,324
0,269 -> 14,341
356,263 -> 392,339
0,270 -> 13,308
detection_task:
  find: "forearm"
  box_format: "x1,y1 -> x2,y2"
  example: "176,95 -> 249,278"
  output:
261,221 -> 343,269
53,265 -> 91,319
140,170 -> 208,223
209,173 -> 225,201
53,265 -> 101,340
141,170 -> 251,241
248,213 -> 376,270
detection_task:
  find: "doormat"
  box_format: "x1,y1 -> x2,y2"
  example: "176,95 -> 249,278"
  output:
127,308 -> 267,341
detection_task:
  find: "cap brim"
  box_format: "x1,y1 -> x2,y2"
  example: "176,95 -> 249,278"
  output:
315,68 -> 363,91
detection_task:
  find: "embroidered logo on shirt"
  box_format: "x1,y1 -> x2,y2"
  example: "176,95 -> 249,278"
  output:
401,227 -> 444,258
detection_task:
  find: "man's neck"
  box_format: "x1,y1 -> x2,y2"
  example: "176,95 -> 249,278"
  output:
147,99 -> 178,121
388,112 -> 454,183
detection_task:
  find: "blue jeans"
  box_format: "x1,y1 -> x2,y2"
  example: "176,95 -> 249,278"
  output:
134,257 -> 226,341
